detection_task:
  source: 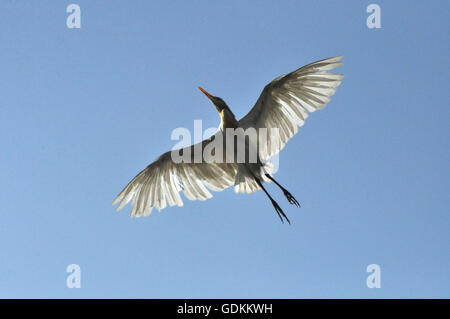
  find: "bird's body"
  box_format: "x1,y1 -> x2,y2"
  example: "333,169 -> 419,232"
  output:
112,56 -> 344,223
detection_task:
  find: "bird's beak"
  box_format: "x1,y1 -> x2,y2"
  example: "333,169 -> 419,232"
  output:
198,87 -> 214,101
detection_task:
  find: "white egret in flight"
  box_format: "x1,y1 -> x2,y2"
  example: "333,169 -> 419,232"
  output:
112,56 -> 344,223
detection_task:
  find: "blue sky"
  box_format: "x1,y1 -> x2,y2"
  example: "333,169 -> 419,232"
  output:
0,1 -> 448,298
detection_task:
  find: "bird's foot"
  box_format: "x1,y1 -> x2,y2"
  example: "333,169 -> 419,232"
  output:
283,189 -> 300,207
271,199 -> 291,224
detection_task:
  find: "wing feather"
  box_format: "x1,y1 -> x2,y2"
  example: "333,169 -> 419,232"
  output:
112,131 -> 238,217
239,56 -> 344,160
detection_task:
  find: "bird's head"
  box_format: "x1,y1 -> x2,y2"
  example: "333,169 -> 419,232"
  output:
198,87 -> 229,113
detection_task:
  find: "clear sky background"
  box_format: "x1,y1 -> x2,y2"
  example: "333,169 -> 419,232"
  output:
0,1 -> 448,298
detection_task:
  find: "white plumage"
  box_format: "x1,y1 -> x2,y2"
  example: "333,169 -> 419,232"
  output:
112,56 -> 344,220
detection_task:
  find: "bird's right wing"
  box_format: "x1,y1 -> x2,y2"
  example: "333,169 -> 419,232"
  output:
112,131 -> 238,217
239,56 -> 344,160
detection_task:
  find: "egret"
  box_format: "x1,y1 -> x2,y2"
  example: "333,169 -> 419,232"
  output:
112,56 -> 344,223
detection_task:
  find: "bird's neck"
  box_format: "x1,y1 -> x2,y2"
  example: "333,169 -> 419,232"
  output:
219,107 -> 238,130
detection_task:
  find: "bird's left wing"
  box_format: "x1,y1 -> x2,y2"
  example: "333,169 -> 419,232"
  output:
239,56 -> 344,160
112,132 -> 238,217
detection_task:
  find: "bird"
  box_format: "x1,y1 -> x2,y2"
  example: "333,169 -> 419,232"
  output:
112,56 -> 344,223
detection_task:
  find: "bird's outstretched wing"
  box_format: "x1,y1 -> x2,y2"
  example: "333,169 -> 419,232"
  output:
239,56 -> 344,160
112,132 -> 238,217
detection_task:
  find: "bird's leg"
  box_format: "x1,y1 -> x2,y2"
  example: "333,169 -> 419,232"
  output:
255,178 -> 291,224
265,174 -> 300,207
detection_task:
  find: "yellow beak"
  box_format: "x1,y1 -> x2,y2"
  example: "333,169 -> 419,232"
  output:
198,87 -> 214,100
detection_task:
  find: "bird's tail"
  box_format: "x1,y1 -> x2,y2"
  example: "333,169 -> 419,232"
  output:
234,162 -> 273,194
